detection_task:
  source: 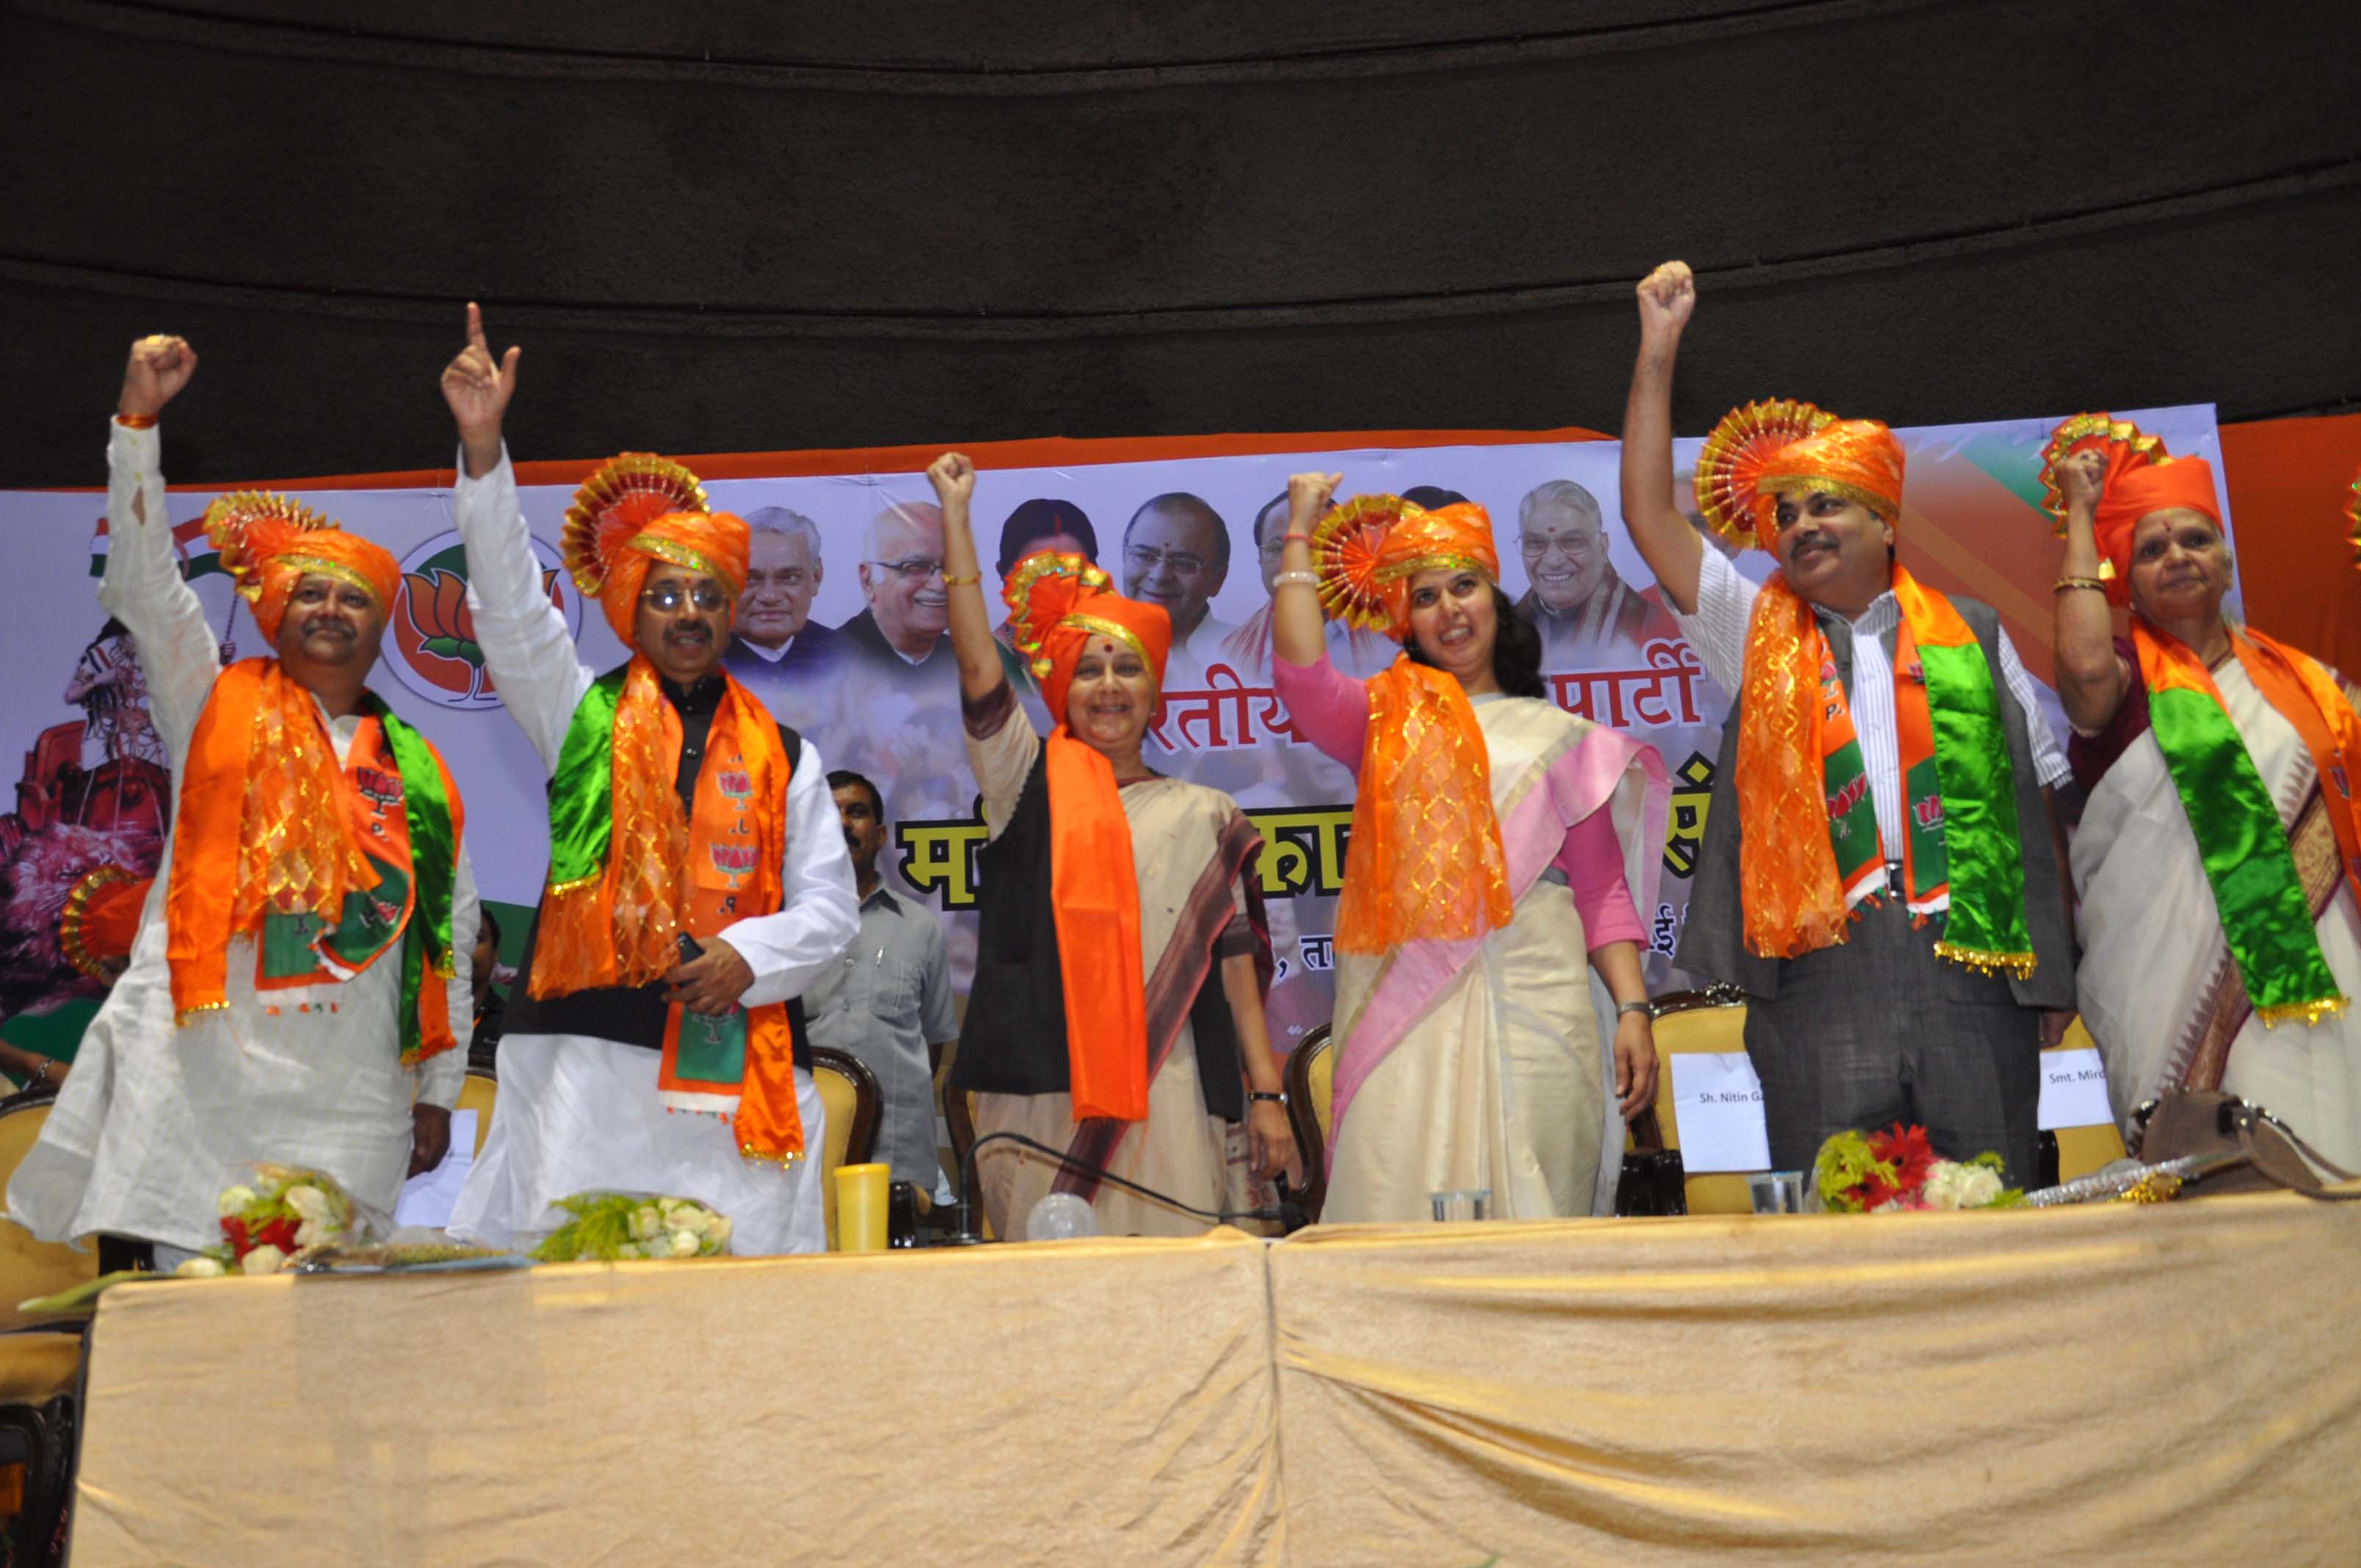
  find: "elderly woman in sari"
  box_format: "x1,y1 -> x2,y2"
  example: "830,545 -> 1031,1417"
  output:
1269,473 -> 1669,1222
926,453 -> 1300,1240
2051,418 -> 2361,1166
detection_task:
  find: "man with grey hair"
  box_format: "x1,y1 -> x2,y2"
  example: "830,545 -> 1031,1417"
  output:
725,506 -> 844,680
840,498 -> 956,676
1512,477 -> 1675,665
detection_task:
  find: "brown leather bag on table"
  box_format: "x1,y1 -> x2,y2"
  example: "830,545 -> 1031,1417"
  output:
2130,1089 -> 2361,1200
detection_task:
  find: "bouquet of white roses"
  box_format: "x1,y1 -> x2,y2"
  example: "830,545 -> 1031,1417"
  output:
531,1192 -> 732,1262
176,1164 -> 376,1277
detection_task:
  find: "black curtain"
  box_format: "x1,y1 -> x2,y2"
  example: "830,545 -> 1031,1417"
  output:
3,0 -> 2355,485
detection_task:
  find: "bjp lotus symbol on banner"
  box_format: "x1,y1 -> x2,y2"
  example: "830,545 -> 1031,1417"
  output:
385,532 -> 582,709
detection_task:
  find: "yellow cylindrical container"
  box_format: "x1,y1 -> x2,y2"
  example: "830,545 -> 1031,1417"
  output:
834,1162 -> 891,1252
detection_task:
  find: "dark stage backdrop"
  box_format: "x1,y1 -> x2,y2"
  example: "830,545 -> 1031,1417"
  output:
1,0 -> 2357,487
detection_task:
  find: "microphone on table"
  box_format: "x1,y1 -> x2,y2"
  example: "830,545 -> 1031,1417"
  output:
949,1130 -> 1308,1244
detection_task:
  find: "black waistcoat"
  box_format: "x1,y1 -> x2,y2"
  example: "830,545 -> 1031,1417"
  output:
954,748 -> 1246,1123
505,670 -> 812,1065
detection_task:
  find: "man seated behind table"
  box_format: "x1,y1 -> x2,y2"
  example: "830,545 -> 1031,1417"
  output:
802,769 -> 958,1200
468,904 -> 504,1065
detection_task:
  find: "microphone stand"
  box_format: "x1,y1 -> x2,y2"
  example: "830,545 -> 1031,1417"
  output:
947,1130 -> 1308,1244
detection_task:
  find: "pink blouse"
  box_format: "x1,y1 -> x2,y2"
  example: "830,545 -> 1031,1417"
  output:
1272,652 -> 1644,949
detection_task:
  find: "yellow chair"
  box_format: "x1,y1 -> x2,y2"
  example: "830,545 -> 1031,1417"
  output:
2049,1020 -> 2129,1181
1281,1026 -> 1335,1222
0,1089 -> 94,1564
810,1048 -> 881,1252
1643,989 -> 1760,1215
0,1092 -> 97,1307
455,1067 -> 498,1157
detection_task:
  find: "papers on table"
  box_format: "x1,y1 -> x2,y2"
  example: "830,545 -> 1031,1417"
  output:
2038,1048 -> 2115,1131
394,1108 -> 477,1229
1668,1053 -> 1771,1173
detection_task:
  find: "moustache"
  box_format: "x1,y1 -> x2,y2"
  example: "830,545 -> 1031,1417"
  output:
663,625 -> 714,644
302,618 -> 355,640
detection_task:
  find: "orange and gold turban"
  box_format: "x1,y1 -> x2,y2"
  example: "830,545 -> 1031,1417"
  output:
1310,494 -> 1500,639
60,865 -> 152,981
1004,551 -> 1172,719
1694,399 -> 1907,553
2039,413 -> 2219,606
1302,494 -> 1515,954
562,454 -> 749,645
205,493 -> 399,642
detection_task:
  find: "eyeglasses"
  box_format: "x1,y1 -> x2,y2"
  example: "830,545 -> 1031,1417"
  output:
1125,544 -> 1211,576
1520,534 -> 1601,560
865,558 -> 945,581
639,582 -> 731,614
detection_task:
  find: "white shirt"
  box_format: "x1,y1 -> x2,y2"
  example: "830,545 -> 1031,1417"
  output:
1672,549 -> 2069,852
451,446 -> 858,1007
735,634 -> 795,664
6,421 -> 477,1251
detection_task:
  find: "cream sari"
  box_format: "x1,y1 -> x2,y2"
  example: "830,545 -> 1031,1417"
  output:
967,709 -> 1266,1240
2074,657 -> 2361,1169
1324,697 -> 1667,1223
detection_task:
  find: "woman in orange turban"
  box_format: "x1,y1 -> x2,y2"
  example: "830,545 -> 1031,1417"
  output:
925,451 -> 1299,1241
2050,418 -> 2361,1167
1266,474 -> 1669,1224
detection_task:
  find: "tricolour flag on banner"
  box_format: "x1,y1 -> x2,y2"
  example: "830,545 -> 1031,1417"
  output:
89,515 -> 224,579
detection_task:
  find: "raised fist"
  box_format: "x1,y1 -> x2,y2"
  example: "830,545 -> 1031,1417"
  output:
439,301 -> 521,443
1287,471 -> 1342,523
926,451 -> 976,507
2054,447 -> 2108,513
119,335 -> 197,420
1636,261 -> 1696,338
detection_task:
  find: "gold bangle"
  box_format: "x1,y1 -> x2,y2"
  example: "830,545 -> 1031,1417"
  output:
113,411 -> 159,430
2053,576 -> 2108,594
941,570 -> 982,587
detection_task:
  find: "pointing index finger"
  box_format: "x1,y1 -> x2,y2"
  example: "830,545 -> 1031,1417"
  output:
465,301 -> 489,355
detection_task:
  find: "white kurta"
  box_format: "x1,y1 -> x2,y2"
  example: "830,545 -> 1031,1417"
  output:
7,420 -> 476,1252
443,446 -> 859,1255
2072,656 -> 2361,1168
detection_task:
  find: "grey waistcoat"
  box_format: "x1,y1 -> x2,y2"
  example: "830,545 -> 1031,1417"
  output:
1673,594 -> 2075,1009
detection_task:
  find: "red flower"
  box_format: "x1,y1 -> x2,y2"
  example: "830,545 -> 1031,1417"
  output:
221,1215 -> 251,1256
1863,1123 -> 1937,1208
258,1216 -> 300,1254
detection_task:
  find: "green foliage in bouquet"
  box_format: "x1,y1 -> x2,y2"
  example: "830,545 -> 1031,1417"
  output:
532,1193 -> 733,1261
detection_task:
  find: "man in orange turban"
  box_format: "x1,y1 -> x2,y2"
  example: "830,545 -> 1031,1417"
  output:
1614,262 -> 2076,1186
438,304 -> 857,1256
7,335 -> 480,1276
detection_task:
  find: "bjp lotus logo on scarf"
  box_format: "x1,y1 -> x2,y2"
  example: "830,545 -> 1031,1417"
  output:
709,842 -> 759,885
717,768 -> 752,802
1912,795 -> 1945,830
385,533 -> 583,711
1826,774 -> 1869,820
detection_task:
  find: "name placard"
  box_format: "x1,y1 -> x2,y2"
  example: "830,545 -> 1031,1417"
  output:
1668,1052 -> 1771,1174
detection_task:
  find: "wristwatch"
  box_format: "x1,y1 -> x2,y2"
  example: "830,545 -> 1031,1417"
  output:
1615,1001 -> 1653,1019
